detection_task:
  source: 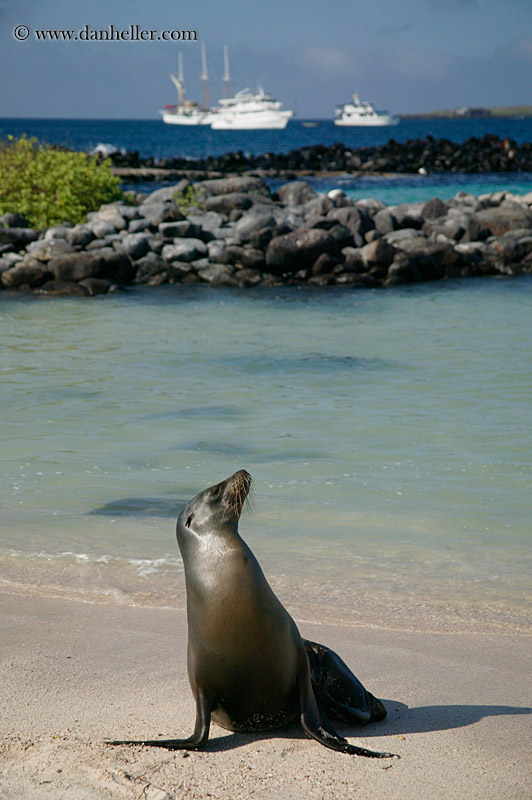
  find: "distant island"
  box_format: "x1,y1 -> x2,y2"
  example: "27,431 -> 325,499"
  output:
400,105 -> 532,120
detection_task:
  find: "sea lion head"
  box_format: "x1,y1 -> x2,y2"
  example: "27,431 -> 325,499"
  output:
177,469 -> 253,541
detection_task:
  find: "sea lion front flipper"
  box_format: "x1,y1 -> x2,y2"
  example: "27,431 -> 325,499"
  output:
106,689 -> 211,750
304,639 -> 387,725
298,649 -> 398,759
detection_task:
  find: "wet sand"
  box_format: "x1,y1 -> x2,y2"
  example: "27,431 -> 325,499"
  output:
1,591 -> 531,800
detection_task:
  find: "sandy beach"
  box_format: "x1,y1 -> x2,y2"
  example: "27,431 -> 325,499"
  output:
1,590 -> 531,800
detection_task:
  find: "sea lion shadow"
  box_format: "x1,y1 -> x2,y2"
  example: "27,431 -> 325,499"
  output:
203,702 -> 532,751
203,721 -> 325,753
360,700 -> 532,737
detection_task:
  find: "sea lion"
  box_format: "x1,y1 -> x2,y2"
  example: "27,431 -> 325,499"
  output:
108,470 -> 396,758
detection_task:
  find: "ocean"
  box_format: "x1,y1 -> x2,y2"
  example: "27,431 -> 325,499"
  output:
0,117 -> 531,633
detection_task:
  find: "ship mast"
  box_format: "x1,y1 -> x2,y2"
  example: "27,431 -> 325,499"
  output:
168,54 -> 184,107
223,45 -> 231,99
201,42 -> 210,110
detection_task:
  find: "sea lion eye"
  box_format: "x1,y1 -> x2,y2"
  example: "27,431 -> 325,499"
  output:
211,486 -> 220,497
186,514 -> 194,528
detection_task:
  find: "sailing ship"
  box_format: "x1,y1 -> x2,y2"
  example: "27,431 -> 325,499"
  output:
159,44 -> 214,125
160,46 -> 293,130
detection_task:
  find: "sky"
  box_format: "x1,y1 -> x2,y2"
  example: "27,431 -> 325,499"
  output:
1,0 -> 531,119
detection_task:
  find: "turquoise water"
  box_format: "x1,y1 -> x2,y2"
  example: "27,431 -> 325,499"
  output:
270,173 -> 532,207
1,279 -> 531,631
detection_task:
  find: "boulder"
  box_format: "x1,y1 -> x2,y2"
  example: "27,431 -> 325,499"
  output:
384,229 -> 419,244
44,225 -> 73,240
327,223 -> 353,248
374,208 -> 395,234
159,220 -> 202,239
341,247 -> 365,272
128,218 -> 151,234
140,202 -> 184,227
120,233 -> 151,260
204,193 -> 254,215
385,251 -> 441,286
48,251 -> 104,282
421,197 -> 448,219
187,211 -> 224,234
1,262 -> 53,289
133,252 -> 167,283
143,180 -> 190,204
240,248 -> 266,270
265,228 -> 337,274
0,227 -> 39,247
161,238 -> 208,263
207,240 -> 227,263
78,277 -> 112,296
233,268 -> 263,286
99,251 -> 136,283
197,264 -> 239,286
0,212 -> 31,228
311,253 -> 338,276
472,203 -> 532,236
195,176 -> 271,197
304,196 -> 334,217
422,215 -> 468,241
389,201 -> 426,229
359,238 -> 395,269
327,206 -> 373,241
116,204 -> 141,222
65,225 -> 95,247
354,197 -> 387,215
235,209 -> 276,243
88,220 -> 117,239
38,280 -> 89,296
276,181 -> 318,206
26,238 -> 74,261
92,204 -> 127,231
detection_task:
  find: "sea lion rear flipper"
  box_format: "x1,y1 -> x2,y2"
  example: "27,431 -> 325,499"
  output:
106,689 -> 211,750
298,647 -> 398,759
304,639 -> 387,724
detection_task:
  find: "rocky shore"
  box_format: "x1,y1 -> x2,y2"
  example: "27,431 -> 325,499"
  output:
2,175 -> 532,296
110,134 -> 532,177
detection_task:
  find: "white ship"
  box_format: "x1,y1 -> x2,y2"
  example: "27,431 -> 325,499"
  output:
209,47 -> 293,130
210,87 -> 294,130
334,94 -> 398,127
160,45 -> 214,126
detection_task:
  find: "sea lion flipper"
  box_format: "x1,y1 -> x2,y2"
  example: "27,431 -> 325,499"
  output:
304,639 -> 387,724
298,650 -> 398,759
106,689 -> 211,750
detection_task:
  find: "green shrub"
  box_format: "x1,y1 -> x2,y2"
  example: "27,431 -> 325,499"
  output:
173,184 -> 205,213
0,135 -> 123,229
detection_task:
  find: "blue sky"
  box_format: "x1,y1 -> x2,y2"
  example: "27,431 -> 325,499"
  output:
1,0 -> 531,118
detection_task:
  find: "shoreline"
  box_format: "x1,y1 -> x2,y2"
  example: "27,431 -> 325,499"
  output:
1,590 -> 531,799
107,134 -> 532,175
2,562 -> 531,637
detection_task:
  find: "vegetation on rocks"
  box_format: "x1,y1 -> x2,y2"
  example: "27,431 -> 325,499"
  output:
0,135 -> 123,229
173,185 -> 206,213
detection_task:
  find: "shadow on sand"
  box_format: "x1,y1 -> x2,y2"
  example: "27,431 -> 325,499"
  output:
195,702 -> 532,753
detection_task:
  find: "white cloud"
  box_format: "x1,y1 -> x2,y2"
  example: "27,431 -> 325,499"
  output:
390,48 -> 455,81
297,46 -> 353,73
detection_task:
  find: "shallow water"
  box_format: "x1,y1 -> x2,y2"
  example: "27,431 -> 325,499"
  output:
1,279 -> 531,631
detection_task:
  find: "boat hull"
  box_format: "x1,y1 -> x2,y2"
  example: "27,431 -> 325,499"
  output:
334,115 -> 398,127
160,111 -> 213,125
211,112 -> 292,130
